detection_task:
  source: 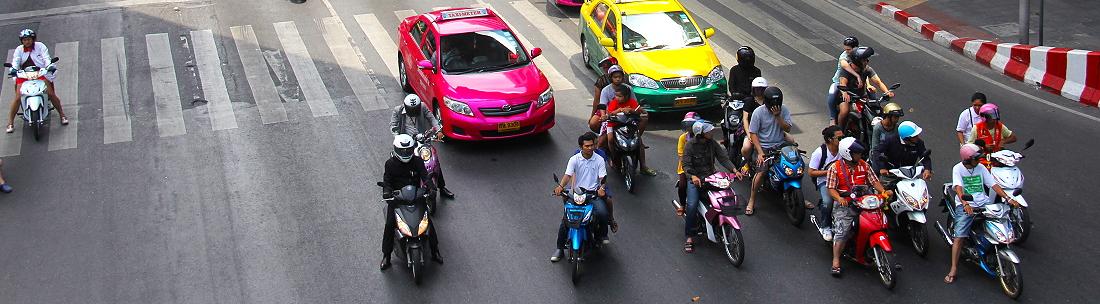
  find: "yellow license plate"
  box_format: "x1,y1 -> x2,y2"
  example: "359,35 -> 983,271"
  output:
673,97 -> 697,107
497,121 -> 521,132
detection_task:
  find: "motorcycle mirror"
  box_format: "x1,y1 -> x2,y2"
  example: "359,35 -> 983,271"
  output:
922,149 -> 932,158
1023,139 -> 1035,150
2,63 -> 10,68
889,83 -> 901,90
50,57 -> 60,63
553,174 -> 559,183
376,182 -> 385,187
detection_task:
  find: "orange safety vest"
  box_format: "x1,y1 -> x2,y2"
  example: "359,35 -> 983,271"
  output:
836,160 -> 870,193
974,121 -> 1004,168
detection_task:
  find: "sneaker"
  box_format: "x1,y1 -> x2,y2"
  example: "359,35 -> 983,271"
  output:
549,249 -> 564,263
439,187 -> 455,199
601,238 -> 611,245
822,227 -> 834,242
0,184 -> 11,193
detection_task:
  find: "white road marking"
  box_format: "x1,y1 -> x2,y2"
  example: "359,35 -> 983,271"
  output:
320,17 -> 388,112
0,49 -> 21,156
274,21 -> 339,117
800,0 -> 916,53
394,9 -> 416,20
146,33 -> 187,137
757,0 -> 845,43
48,42 -> 80,151
716,0 -> 832,62
678,0 -> 795,66
354,13 -> 401,80
230,25 -> 289,124
101,37 -> 133,144
0,0 -> 201,22
710,43 -> 737,71
191,29 -> 239,130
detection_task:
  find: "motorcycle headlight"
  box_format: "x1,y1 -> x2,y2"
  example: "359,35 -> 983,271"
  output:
573,192 -> 586,205
784,166 -> 794,177
536,87 -> 553,108
395,212 -> 413,236
707,65 -> 724,84
444,96 -> 473,116
417,212 -> 430,235
796,166 -> 804,176
418,146 -> 432,161
615,133 -> 630,147
628,73 -> 660,89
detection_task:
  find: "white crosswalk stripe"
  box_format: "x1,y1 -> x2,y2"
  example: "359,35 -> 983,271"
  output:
678,0 -> 795,66
0,50 -> 21,156
354,13 -> 402,82
191,29 -> 239,130
716,0 -> 832,62
274,21 -> 338,117
320,16 -> 388,112
230,25 -> 290,124
48,42 -> 79,151
431,7 -> 452,11
146,34 -> 187,137
757,0 -> 845,44
799,0 -> 916,53
475,1 -> 577,90
101,37 -> 133,144
394,10 -> 416,20
709,43 -> 738,72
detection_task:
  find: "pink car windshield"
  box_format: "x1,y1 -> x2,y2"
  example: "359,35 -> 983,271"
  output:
439,30 -> 529,74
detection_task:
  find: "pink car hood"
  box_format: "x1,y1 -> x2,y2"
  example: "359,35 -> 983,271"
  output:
441,63 -> 548,101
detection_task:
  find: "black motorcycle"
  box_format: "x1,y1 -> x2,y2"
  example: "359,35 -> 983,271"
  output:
608,112 -> 642,193
719,94 -> 748,170
841,83 -> 901,147
377,182 -> 434,285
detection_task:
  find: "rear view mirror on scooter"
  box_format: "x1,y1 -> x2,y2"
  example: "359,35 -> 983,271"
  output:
2,63 -> 10,68
889,83 -> 902,90
50,57 -> 60,63
922,149 -> 932,158
1023,139 -> 1035,150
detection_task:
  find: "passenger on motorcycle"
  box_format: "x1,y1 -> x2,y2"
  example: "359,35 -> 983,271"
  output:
589,56 -> 618,124
6,29 -> 68,133
380,134 -> 442,270
828,137 -> 891,275
955,92 -> 987,145
727,46 -> 762,101
944,144 -> 1019,284
676,112 -> 701,215
810,126 -> 844,241
965,103 -> 1017,167
869,102 -> 903,154
873,121 -> 933,186
603,84 -> 656,175
747,86 -> 795,215
390,94 -> 455,198
551,132 -> 610,262
827,36 -> 863,125
834,47 -> 895,131
682,121 -> 745,253
589,65 -> 647,147
735,77 -> 769,172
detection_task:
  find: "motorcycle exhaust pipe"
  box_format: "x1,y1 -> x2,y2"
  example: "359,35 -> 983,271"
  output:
934,221 -> 954,246
671,200 -> 684,215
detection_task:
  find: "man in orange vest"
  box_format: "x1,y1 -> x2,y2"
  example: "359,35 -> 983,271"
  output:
826,137 -> 892,276
966,103 -> 1016,167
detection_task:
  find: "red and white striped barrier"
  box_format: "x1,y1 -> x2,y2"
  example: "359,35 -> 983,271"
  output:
874,2 -> 1100,106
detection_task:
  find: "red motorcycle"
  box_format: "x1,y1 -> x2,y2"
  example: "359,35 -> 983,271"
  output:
836,185 -> 899,289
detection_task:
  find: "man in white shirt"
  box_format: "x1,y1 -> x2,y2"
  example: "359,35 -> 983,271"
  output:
809,126 -> 843,240
945,144 -> 1018,284
955,92 -> 986,145
551,132 -> 609,262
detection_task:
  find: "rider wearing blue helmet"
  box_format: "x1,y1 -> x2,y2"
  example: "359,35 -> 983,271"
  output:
872,121 -> 933,185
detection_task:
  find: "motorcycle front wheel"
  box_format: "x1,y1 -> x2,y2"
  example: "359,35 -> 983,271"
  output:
31,110 -> 41,141
997,248 -> 1023,299
784,189 -> 805,227
909,220 -> 929,258
570,247 -> 583,285
622,155 -> 637,193
408,246 -> 423,285
872,246 -> 897,290
1010,206 -> 1031,245
721,224 -> 744,267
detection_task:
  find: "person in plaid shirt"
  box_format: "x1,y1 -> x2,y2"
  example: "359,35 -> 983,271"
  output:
826,137 -> 891,276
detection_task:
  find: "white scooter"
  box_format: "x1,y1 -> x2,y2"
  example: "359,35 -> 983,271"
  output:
4,56 -> 59,141
987,139 -> 1035,244
881,150 -> 932,257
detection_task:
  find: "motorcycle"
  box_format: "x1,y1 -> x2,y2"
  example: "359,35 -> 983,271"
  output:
376,182 -> 435,285
4,57 -> 60,141
935,192 -> 1023,299
553,175 -> 602,284
841,83 -> 900,148
835,185 -> 899,289
607,111 -> 642,193
719,94 -> 748,170
670,171 -> 746,267
880,150 -> 933,257
753,144 -> 807,227
987,139 -> 1035,244
414,127 -> 443,214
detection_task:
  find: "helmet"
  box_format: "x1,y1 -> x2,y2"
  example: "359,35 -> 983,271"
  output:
897,121 -> 922,139
838,137 -> 864,161
960,144 -> 982,161
736,46 -> 756,67
18,29 -> 35,40
882,102 -> 904,117
403,94 -> 422,116
843,36 -> 859,48
850,46 -> 875,62
392,134 -> 416,163
691,120 -> 714,136
681,112 -> 699,131
979,103 -> 1000,120
751,77 -> 768,88
607,64 -> 624,76
597,56 -> 617,68
763,86 -> 783,107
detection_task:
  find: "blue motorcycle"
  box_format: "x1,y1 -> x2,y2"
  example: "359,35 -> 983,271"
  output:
553,175 -> 600,284
935,190 -> 1023,299
756,144 -> 807,227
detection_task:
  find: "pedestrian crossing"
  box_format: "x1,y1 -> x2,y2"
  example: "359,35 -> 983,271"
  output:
0,0 -> 916,157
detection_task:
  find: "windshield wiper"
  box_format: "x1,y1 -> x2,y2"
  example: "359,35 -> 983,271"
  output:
476,60 -> 527,73
633,44 -> 668,51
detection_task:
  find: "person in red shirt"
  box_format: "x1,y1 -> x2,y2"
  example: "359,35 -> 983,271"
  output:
826,137 -> 891,276
603,84 -> 655,176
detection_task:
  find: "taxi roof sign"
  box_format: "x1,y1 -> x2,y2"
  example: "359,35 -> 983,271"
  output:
440,8 -> 490,20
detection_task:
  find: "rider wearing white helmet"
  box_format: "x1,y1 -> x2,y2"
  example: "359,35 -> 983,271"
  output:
7,29 -> 68,133
826,137 -> 890,276
390,94 -> 454,198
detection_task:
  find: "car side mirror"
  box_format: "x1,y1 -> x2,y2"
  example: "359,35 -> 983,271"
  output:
530,47 -> 542,59
50,57 -> 60,63
598,37 -> 615,47
889,83 -> 902,90
703,27 -> 715,38
417,59 -> 434,70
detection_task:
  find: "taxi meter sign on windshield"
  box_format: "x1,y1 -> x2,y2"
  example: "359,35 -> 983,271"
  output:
440,8 -> 489,20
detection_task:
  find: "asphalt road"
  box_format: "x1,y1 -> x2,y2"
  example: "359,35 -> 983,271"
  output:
0,0 -> 1097,303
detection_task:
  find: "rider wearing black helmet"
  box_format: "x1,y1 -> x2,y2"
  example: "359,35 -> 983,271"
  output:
827,36 -> 863,125
727,46 -> 762,101
746,86 -> 795,215
380,134 -> 442,270
835,46 -> 895,131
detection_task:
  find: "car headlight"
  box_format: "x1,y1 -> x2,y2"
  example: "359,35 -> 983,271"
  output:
444,96 -> 473,116
417,212 -> 430,235
628,73 -> 660,89
537,87 -> 553,108
707,65 -> 724,84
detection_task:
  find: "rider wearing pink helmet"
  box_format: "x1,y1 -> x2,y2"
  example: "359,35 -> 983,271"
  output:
945,143 -> 1019,284
675,112 -> 701,214
965,103 -> 1017,166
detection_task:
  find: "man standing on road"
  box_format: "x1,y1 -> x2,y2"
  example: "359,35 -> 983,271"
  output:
551,132 -> 610,262
955,92 -> 986,145
810,126 -> 844,241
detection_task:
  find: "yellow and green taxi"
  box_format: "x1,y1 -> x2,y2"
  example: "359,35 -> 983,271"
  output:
580,0 -> 726,112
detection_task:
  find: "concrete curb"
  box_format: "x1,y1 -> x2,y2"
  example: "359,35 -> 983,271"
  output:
874,2 -> 1099,107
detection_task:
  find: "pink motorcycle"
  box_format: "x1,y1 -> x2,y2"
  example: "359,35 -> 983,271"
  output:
672,171 -> 746,267
414,127 -> 442,214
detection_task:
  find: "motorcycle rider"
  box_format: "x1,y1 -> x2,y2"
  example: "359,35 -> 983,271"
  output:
955,92 -> 987,145
810,126 -> 844,241
682,121 -> 745,253
746,86 -> 795,215
944,144 -> 1019,284
835,47 -> 895,131
675,112 -> 700,216
869,102 -> 904,154
551,132 -> 610,262
589,56 -> 618,130
727,46 -> 762,101
736,77 -> 769,172
7,29 -> 68,133
828,137 -> 891,276
873,121 -> 933,188
380,134 -> 442,270
589,65 -> 640,138
965,103 -> 1017,167
390,94 -> 455,199
603,84 -> 656,175
828,36 -> 863,125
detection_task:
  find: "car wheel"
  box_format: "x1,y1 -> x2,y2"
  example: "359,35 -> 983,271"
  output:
581,36 -> 592,70
399,54 -> 412,93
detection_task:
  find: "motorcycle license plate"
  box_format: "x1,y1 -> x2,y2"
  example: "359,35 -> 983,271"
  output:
673,97 -> 697,107
497,121 -> 521,132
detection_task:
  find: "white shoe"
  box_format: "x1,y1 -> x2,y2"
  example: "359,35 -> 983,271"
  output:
601,238 -> 611,245
821,227 -> 834,242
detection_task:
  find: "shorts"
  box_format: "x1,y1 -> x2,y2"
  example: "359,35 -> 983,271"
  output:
950,201 -> 977,238
831,201 -> 858,243
754,147 -> 782,173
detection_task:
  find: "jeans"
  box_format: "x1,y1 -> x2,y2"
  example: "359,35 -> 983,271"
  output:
816,183 -> 835,229
685,182 -> 702,237
556,197 -> 610,249
826,83 -> 840,120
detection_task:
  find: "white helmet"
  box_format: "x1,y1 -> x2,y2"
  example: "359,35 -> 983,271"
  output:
392,134 -> 416,163
403,94 -> 422,115
691,120 -> 714,136
837,137 -> 865,161
751,77 -> 768,88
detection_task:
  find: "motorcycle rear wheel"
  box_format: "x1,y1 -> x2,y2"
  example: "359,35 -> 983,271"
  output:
909,221 -> 929,258
784,189 -> 805,227
997,249 -> 1023,299
872,246 -> 897,289
721,224 -> 744,267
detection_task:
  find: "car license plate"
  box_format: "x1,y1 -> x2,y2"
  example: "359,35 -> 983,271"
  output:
497,121 -> 521,132
674,97 -> 697,107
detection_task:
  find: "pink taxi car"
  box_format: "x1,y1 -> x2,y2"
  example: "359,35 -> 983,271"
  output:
397,7 -> 556,140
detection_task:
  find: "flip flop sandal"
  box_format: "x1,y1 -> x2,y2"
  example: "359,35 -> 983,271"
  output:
610,220 -> 619,233
944,274 -> 957,284
831,266 -> 842,276
744,207 -> 755,216
683,241 -> 695,254
641,168 -> 657,176
4,125 -> 12,133
805,201 -> 816,209
60,116 -> 69,125
675,207 -> 685,217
